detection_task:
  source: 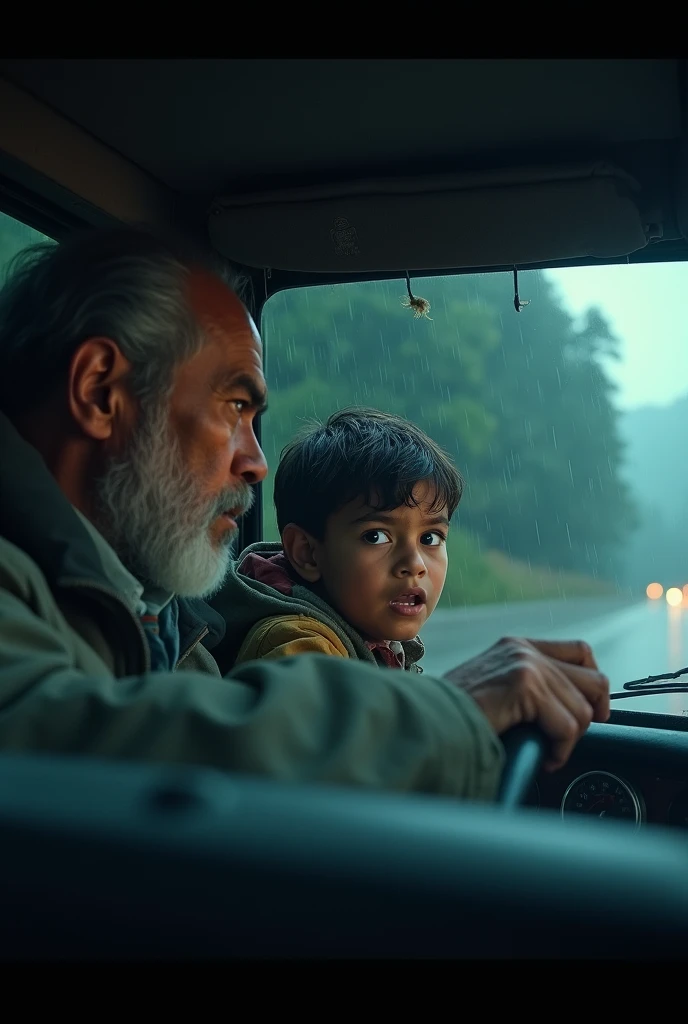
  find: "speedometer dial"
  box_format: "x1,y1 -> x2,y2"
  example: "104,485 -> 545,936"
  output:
561,772 -> 644,828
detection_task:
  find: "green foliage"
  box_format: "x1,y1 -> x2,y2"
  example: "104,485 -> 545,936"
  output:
261,271 -> 637,605
442,531 -> 615,608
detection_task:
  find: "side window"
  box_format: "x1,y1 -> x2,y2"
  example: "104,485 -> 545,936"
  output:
0,210 -> 55,282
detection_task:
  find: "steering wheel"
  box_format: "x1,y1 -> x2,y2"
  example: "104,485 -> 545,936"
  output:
497,725 -> 547,808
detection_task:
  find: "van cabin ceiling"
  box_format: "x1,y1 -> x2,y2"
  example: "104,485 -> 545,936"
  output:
0,59 -> 686,272
0,59 -> 681,193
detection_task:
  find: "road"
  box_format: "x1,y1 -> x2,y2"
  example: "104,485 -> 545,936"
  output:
420,595 -> 688,718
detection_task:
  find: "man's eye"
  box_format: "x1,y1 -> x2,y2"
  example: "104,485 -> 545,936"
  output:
229,399 -> 246,413
420,531 -> 445,547
362,530 -> 391,545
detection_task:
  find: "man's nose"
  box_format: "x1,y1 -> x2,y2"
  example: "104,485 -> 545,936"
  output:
231,428 -> 268,485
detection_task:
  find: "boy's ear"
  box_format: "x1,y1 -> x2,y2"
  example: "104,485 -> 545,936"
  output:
281,523 -> 321,583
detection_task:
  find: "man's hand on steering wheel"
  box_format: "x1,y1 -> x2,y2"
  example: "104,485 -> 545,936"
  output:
445,638 -> 610,772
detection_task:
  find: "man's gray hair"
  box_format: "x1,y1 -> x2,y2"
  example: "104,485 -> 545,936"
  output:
0,225 -> 247,417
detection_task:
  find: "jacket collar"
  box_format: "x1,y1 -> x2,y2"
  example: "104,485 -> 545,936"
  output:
230,541 -> 425,670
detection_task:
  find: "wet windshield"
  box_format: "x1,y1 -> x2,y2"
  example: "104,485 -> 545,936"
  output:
262,263 -> 688,717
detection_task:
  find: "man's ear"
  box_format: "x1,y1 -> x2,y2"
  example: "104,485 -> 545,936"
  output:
67,337 -> 135,442
281,523 -> 322,583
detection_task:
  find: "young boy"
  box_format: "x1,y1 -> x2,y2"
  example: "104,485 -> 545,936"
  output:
225,408 -> 463,672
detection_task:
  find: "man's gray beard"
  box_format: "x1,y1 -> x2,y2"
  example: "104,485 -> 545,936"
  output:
93,400 -> 254,598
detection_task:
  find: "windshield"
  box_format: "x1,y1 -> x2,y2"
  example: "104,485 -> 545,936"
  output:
261,262 -> 688,717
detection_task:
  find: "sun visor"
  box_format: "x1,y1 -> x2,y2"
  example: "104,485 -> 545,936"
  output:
208,162 -> 650,273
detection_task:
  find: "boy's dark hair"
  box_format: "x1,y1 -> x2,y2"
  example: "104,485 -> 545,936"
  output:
274,407 -> 463,539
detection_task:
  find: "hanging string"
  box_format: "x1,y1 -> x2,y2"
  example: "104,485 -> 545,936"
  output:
513,266 -> 530,313
402,271 -> 432,320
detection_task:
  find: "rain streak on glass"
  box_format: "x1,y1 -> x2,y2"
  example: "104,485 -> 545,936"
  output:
261,264 -> 688,718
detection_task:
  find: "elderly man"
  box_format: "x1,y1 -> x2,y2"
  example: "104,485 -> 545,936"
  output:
0,227 -> 609,798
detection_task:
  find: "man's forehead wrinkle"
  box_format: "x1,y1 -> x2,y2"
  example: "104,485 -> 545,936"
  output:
198,316 -> 233,346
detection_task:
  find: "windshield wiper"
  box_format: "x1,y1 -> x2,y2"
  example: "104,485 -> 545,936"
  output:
610,664 -> 688,700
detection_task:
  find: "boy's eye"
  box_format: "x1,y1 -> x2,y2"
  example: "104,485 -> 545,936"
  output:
420,531 -> 445,547
362,530 -> 391,546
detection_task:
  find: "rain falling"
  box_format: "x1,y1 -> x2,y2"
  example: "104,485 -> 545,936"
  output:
254,260 -> 688,714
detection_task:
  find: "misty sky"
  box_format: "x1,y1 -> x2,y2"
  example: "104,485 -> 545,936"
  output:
546,261 -> 688,411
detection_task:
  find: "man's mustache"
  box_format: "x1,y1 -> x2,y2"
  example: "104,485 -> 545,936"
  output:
209,482 -> 255,522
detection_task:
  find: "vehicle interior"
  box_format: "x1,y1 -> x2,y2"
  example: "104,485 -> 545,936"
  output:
0,58 -> 687,958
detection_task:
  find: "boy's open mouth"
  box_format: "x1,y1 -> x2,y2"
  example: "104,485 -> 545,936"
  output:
389,588 -> 427,617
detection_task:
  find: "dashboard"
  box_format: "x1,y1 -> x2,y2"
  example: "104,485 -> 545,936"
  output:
528,716 -> 688,830
0,724 -> 686,957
